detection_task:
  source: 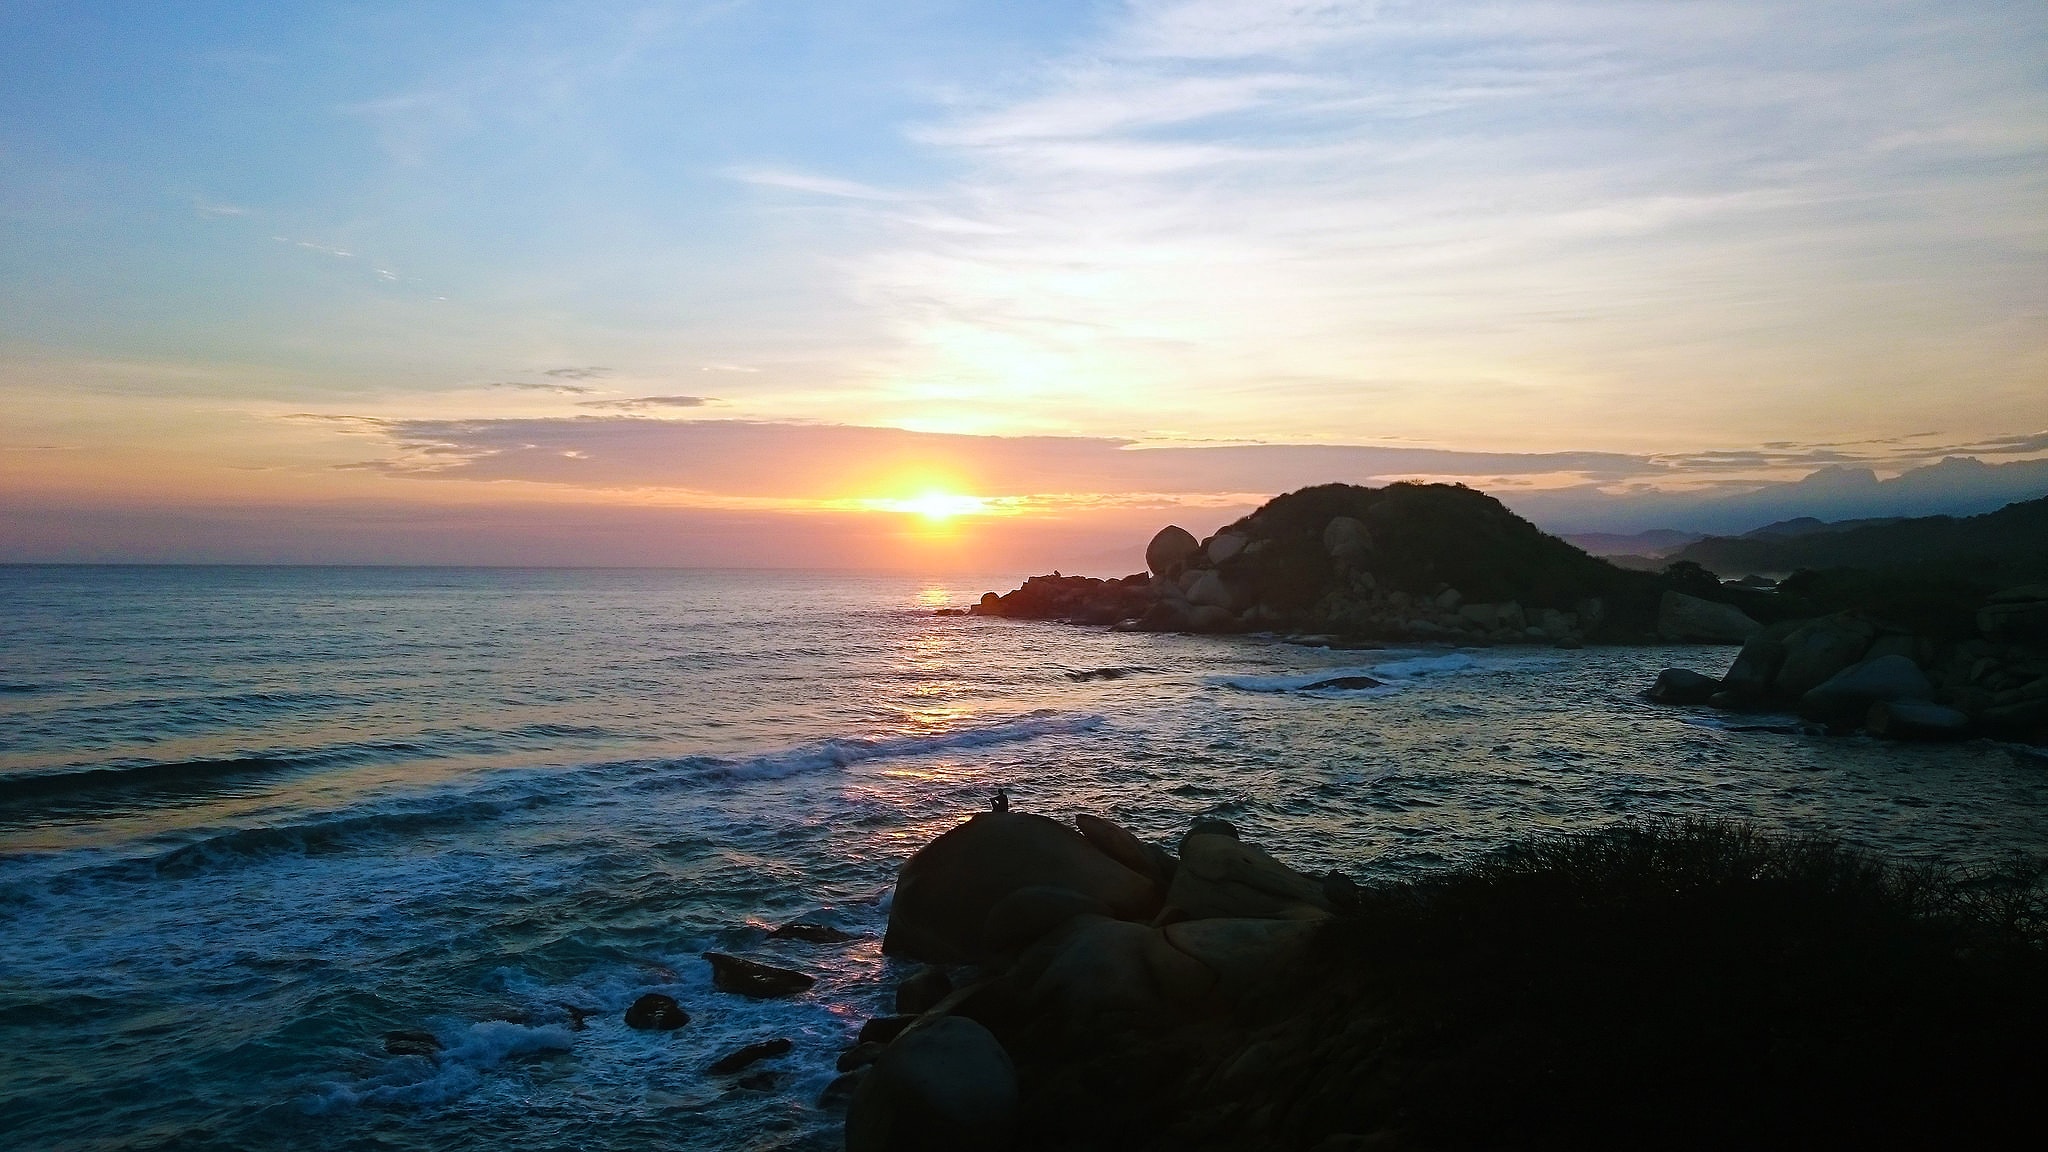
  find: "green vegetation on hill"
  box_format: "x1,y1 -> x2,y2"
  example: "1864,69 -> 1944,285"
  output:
1216,482 -> 1673,630
1671,495 -> 2048,587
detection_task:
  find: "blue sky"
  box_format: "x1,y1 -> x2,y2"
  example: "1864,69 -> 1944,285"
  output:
2,1 -> 2044,564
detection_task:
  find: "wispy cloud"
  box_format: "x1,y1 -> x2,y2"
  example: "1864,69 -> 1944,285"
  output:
489,381 -> 596,395
543,366 -> 609,380
721,165 -> 905,201
576,395 -> 717,411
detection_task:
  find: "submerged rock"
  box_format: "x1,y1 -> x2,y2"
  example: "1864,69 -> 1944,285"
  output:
383,1029 -> 442,1056
769,920 -> 857,944
846,1016 -> 1018,1152
704,953 -> 816,999
883,812 -> 1162,964
707,1037 -> 792,1075
623,994 -> 690,1031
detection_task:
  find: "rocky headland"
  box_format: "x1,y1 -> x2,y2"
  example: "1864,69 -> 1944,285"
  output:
965,480 -> 2048,745
835,809 -> 2047,1150
970,482 -> 1775,647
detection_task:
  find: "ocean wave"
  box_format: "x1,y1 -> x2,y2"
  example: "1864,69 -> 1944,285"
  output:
643,710 -> 1108,785
0,756 -> 296,803
101,795 -> 542,880
305,1020 -> 578,1111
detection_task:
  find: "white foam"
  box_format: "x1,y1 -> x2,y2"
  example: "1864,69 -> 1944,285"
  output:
306,1020 -> 577,1112
686,710 -> 1107,781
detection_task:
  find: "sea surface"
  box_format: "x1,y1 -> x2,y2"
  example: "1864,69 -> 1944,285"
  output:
3,565 -> 2046,1151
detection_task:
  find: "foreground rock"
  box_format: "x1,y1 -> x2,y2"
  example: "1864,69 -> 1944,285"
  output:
882,812 -> 1162,963
845,1016 -> 1018,1152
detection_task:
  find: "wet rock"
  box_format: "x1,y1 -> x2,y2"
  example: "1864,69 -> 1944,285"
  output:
820,1068 -> 867,1110
707,1036 -> 793,1074
733,1070 -> 779,1092
883,812 -> 1162,964
859,1015 -> 916,1046
383,1029 -> 442,1056
838,1041 -> 887,1072
982,885 -> 1112,952
1147,526 -> 1201,578
846,1016 -> 1018,1152
1799,655 -> 1933,727
1658,591 -> 1761,643
1648,668 -> 1721,705
896,966 -> 954,1015
769,921 -> 856,944
1868,700 -> 1971,741
1160,831 -> 1333,923
623,993 -> 690,1031
704,952 -> 816,999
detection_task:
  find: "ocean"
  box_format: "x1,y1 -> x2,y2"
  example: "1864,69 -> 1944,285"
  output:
3,565 -> 2045,1151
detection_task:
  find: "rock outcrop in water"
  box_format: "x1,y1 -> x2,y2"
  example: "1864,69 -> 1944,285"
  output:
970,482 -> 1769,645
1644,582 -> 2048,745
839,814 -> 2048,1150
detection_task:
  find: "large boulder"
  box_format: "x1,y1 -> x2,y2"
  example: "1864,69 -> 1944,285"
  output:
1185,570 -> 1235,609
884,813 -> 1162,963
1720,619 -> 1799,700
1773,616 -> 1877,698
1799,654 -> 1933,727
1322,516 -> 1372,562
1206,531 -> 1249,565
1159,832 -> 1333,923
705,953 -> 815,998
1146,526 -> 1201,578
982,885 -> 1111,952
1657,591 -> 1761,644
845,1016 -> 1018,1152
1009,914 -> 1214,1033
1073,814 -> 1174,889
1979,590 -> 2048,643
1161,917 -> 1325,997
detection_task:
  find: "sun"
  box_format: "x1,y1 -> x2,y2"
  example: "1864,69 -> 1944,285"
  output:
891,490 -> 989,522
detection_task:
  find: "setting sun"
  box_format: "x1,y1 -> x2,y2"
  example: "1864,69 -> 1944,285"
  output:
888,490 -> 989,522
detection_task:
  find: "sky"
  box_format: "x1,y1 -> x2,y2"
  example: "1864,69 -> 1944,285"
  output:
2,0 -> 2044,569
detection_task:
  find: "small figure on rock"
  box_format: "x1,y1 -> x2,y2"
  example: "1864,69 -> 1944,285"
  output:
991,787 -> 1009,814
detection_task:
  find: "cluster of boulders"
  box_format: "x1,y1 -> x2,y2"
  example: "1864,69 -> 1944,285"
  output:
608,932 -> 842,1088
1646,583 -> 2048,743
838,810 -> 1347,1150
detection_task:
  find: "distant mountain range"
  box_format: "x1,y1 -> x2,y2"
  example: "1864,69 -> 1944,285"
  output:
1513,455 -> 2048,536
